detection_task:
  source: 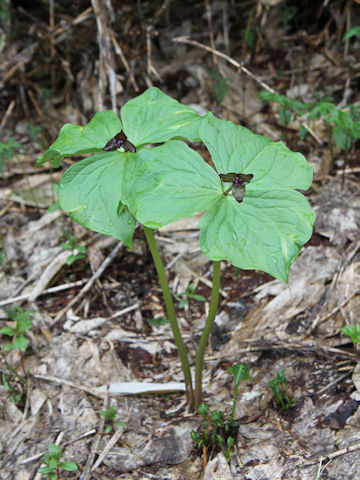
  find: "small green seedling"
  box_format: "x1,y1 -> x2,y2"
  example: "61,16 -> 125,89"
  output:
0,305 -> 34,381
146,316 -> 169,327
60,230 -> 87,266
269,370 -> 296,411
227,363 -> 251,427
0,305 -> 34,352
208,68 -> 232,104
36,87 -> 315,408
26,121 -> 44,147
341,324 -> 360,355
342,324 -> 360,344
98,406 -> 126,433
343,26 -> 360,40
2,367 -> 25,407
191,363 -> 250,461
176,282 -> 206,309
38,443 -> 78,480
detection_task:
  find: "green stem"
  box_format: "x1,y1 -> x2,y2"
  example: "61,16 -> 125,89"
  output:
143,226 -> 194,405
230,387 -> 239,427
194,261 -> 221,406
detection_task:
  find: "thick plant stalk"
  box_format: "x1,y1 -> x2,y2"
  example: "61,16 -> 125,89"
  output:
194,261 -> 221,406
143,226 -> 194,405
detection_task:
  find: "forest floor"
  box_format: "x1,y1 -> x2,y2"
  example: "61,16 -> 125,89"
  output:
1,1 -> 360,479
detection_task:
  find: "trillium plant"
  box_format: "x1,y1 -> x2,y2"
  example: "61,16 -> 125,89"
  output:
37,88 -> 315,408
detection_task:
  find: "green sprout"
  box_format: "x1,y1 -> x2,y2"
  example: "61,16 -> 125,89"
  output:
60,230 -> 87,266
176,282 -> 206,309
0,305 -> 34,353
227,363 -> 251,427
36,87 -> 315,408
2,366 -> 25,407
342,324 -> 360,345
98,406 -> 126,433
38,444 -> 78,480
146,316 -> 169,327
268,370 -> 296,411
208,68 -> 232,104
343,26 -> 360,40
0,304 -> 34,380
191,363 -> 250,461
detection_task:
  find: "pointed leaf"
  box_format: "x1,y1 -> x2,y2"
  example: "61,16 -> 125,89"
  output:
198,114 -> 315,282
228,363 -> 251,386
48,443 -> 62,459
59,461 -> 78,471
58,152 -> 136,247
0,326 -> 15,336
121,87 -> 202,145
200,189 -> 314,282
13,336 -> 29,351
36,111 -> 122,167
200,113 -> 313,190
121,141 -> 220,228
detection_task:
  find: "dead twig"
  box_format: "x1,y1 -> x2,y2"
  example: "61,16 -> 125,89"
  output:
32,373 -> 106,399
111,34 -> 139,92
0,99 -> 15,131
205,0 -> 217,67
173,35 -> 276,93
0,279 -> 88,308
91,0 -> 117,112
172,36 -> 323,145
80,390 -> 109,480
52,242 -> 123,324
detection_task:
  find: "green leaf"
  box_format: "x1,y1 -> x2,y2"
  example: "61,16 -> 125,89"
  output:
342,324 -> 360,343
198,402 -> 209,416
299,125 -> 308,140
227,436 -> 234,447
332,126 -> 351,150
308,102 -> 338,123
343,26 -> 360,40
279,108 -> 292,125
12,336 -> 29,351
114,419 -> 126,427
60,242 -> 73,251
146,316 -> 169,327
48,443 -> 62,459
17,317 -> 33,333
199,191 -> 314,282
58,152 -> 136,247
336,110 -> 355,135
48,203 -> 60,212
100,406 -> 116,420
36,111 -> 122,167
121,141 -> 220,229
0,326 -> 15,336
198,114 -> 315,282
210,410 -> 224,424
277,370 -> 287,384
121,87 -> 202,145
187,293 -> 206,302
178,299 -> 188,309
228,363 -> 251,387
59,461 -> 78,471
65,253 -> 86,265
38,466 -> 56,474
